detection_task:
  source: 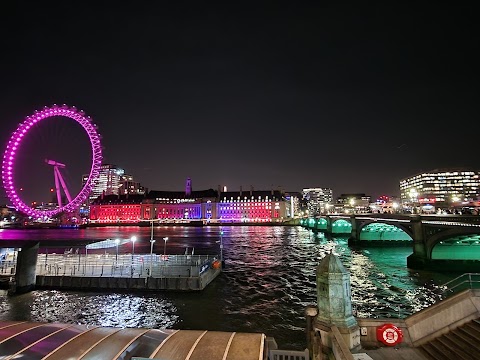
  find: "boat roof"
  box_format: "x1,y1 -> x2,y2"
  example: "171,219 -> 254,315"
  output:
0,320 -> 266,360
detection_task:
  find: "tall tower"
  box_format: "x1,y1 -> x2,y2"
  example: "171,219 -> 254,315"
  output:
185,177 -> 192,196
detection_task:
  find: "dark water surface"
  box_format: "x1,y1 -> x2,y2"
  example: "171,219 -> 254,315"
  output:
0,225 -> 457,350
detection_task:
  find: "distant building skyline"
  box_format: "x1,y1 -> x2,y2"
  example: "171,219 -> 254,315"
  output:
400,170 -> 480,206
3,164 -> 480,219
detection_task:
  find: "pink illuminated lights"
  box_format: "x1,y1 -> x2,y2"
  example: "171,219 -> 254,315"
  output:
1,104 -> 103,218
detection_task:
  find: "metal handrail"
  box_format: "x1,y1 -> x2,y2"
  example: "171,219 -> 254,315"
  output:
351,272 -> 480,320
439,273 -> 480,297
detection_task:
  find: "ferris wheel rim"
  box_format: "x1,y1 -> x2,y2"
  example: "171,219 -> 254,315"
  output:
1,104 -> 103,218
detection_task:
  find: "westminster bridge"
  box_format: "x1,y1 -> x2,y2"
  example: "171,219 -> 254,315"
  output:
300,213 -> 480,272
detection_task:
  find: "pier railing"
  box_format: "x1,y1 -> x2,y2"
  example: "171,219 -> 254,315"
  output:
35,253 -> 218,279
0,260 -> 16,276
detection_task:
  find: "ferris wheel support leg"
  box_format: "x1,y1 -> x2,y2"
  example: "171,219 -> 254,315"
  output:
55,166 -> 72,203
54,166 -> 62,208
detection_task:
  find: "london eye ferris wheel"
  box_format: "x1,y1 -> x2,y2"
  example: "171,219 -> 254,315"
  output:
1,104 -> 103,219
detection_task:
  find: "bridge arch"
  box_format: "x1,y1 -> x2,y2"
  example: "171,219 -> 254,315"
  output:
331,218 -> 352,234
358,221 -> 413,242
315,217 -> 329,231
426,228 -> 480,261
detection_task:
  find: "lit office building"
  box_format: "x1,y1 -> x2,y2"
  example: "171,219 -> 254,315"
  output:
81,164 -> 138,219
336,193 -> 371,213
82,164 -> 125,202
399,169 -> 480,206
119,174 -> 147,196
217,190 -> 287,223
284,192 -> 302,218
82,164 -> 146,202
302,188 -> 333,216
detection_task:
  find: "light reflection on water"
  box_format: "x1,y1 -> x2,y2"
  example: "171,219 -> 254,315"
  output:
0,225 -> 458,350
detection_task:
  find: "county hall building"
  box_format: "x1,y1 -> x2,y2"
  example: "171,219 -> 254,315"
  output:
89,179 -> 291,224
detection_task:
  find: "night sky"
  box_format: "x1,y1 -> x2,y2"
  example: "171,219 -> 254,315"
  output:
1,3 -> 478,205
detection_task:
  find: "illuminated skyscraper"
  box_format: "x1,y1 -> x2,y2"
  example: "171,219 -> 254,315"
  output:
400,169 -> 480,206
82,164 -> 125,202
302,188 -> 333,216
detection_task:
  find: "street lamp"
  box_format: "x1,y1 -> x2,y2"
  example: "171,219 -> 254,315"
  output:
131,236 -> 137,261
220,229 -> 224,268
84,245 -> 88,274
130,236 -> 137,277
215,229 -> 225,268
149,239 -> 156,276
163,237 -> 169,257
115,238 -> 120,262
149,224 -> 156,277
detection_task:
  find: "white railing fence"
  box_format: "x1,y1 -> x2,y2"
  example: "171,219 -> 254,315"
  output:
35,253 -> 218,278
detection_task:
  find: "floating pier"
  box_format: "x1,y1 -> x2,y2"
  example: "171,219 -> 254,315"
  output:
33,254 -> 222,292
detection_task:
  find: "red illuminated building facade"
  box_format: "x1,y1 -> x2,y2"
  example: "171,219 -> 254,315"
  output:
89,185 -> 291,224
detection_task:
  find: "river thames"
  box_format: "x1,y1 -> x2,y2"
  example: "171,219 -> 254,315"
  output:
0,225 -> 458,350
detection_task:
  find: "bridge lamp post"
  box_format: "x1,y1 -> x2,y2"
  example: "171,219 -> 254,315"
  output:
452,195 -> 460,209
392,202 -> 399,214
409,188 -> 418,213
349,198 -> 355,214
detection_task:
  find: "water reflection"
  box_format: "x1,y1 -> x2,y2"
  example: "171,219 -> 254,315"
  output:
0,225 -> 456,350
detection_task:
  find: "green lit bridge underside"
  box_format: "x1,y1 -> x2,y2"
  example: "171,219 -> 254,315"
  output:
299,216 -> 480,265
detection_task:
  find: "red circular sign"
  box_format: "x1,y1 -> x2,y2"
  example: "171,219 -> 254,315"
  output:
376,323 -> 403,346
